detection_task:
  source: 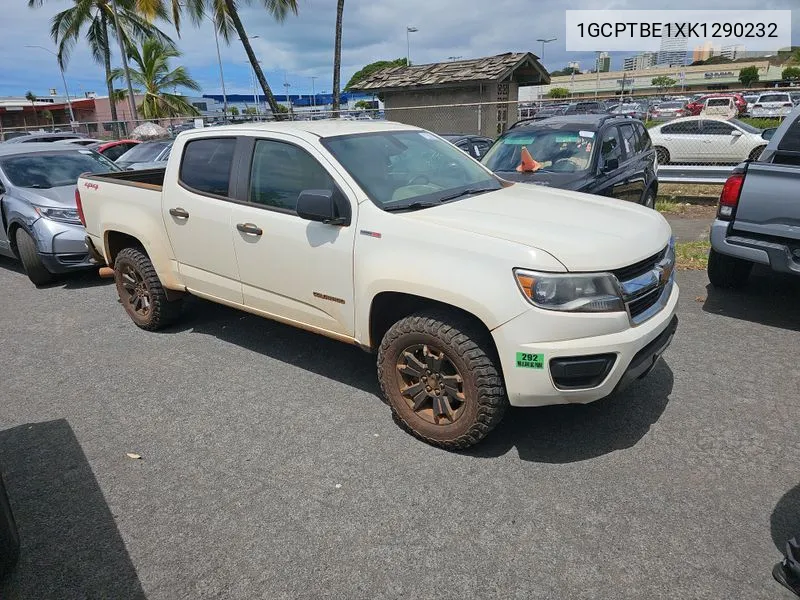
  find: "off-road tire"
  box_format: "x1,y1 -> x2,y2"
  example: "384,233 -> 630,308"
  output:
114,247 -> 182,331
377,310 -> 508,450
749,145 -> 766,162
15,227 -> 54,286
655,146 -> 670,165
707,248 -> 753,289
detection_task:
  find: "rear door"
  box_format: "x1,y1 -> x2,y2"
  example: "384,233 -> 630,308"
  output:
618,123 -> 646,202
228,135 -> 357,337
162,136 -> 243,304
593,126 -> 628,200
660,120 -> 703,162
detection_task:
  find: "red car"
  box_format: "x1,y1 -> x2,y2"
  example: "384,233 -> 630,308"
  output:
686,93 -> 746,116
87,139 -> 140,161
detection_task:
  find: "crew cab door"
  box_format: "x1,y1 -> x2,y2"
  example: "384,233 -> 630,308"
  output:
162,136 -> 243,304
618,123 -> 646,202
594,126 -> 628,200
228,135 -> 357,337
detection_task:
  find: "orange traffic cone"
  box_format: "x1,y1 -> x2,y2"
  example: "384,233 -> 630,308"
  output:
516,146 -> 541,172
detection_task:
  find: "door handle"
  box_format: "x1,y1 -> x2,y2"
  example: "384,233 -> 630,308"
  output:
169,207 -> 189,219
236,223 -> 263,236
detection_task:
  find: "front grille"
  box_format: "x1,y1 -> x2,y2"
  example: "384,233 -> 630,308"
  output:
628,287 -> 662,318
611,248 -> 665,282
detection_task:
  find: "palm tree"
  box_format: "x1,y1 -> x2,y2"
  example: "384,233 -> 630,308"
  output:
168,0 -> 298,119
29,0 -> 174,128
111,39 -> 201,119
331,0 -> 344,114
25,91 -> 39,127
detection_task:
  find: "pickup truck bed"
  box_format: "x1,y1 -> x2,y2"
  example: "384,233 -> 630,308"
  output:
86,167 -> 166,190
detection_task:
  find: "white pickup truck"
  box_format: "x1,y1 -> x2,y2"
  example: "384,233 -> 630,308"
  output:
77,121 -> 678,449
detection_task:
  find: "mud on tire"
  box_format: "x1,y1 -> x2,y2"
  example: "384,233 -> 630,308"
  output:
377,309 -> 508,450
114,246 -> 182,331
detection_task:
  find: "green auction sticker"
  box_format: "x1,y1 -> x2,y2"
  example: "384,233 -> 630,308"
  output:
516,352 -> 544,369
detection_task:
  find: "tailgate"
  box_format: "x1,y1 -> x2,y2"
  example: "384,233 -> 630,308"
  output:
732,162 -> 800,241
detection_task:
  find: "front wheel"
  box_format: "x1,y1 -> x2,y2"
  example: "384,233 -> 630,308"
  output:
15,228 -> 54,286
377,310 -> 508,449
640,186 -> 656,209
113,247 -> 182,331
707,248 -> 753,289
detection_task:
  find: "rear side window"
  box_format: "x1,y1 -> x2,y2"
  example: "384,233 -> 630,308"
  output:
662,121 -> 700,135
179,138 -> 237,196
600,128 -> 623,165
776,116 -> 800,153
758,94 -> 789,103
619,124 -> 638,157
634,123 -> 652,152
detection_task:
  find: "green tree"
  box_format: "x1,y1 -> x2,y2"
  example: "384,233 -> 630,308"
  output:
777,46 -> 800,65
229,106 -> 239,116
41,109 -> 54,129
651,75 -> 677,92
173,0 -> 299,119
25,91 -> 38,127
547,87 -> 570,99
331,0 -> 345,113
353,99 -> 372,109
781,66 -> 800,81
29,0 -> 174,129
111,39 -> 200,118
345,58 -> 407,90
549,66 -> 580,77
738,66 -> 760,87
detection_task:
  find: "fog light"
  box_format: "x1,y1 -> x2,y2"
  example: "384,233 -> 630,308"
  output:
550,354 -> 616,390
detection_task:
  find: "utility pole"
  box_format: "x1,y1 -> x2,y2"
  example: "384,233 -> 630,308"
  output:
109,0 -> 137,123
406,27 -> 418,66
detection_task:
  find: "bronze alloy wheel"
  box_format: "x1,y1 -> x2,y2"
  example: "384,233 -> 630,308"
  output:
118,263 -> 153,319
395,343 -> 466,426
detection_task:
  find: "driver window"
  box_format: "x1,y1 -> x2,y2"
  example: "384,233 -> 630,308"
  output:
249,139 -> 336,212
600,128 -> 623,167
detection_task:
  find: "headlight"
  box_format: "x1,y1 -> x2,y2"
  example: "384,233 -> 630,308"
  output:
33,206 -> 82,225
514,269 -> 625,313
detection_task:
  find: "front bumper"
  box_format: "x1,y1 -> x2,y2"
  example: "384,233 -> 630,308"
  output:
710,219 -> 800,276
492,282 -> 679,407
30,218 -> 92,273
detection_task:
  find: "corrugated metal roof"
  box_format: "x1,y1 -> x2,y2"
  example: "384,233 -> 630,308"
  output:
351,52 -> 549,91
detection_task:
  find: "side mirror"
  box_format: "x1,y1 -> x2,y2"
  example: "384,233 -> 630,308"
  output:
730,130 -> 743,137
296,189 -> 350,226
762,128 -> 777,141
601,158 -> 619,173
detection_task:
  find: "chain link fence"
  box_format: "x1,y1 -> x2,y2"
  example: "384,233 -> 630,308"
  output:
1,88 -> 793,184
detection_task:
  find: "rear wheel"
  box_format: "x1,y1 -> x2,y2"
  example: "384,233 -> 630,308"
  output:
15,227 -> 54,286
748,145 -> 766,161
640,186 -> 656,209
655,146 -> 670,165
707,248 -> 753,289
113,247 -> 182,330
377,310 -> 508,450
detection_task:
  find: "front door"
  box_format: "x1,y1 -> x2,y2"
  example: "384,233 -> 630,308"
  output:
594,127 -> 628,200
698,119 -> 743,162
229,136 -> 357,338
161,136 -> 243,304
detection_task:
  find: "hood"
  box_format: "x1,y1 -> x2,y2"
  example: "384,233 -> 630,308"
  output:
9,184 -> 77,209
406,184 -> 671,272
494,171 -> 591,191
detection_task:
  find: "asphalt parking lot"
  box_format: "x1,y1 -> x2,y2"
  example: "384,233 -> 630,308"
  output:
1,257 -> 799,600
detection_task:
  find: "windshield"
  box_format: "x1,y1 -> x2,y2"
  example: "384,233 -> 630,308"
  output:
482,129 -> 595,174
321,130 -> 501,210
658,102 -> 684,109
0,150 -> 120,188
117,141 -> 169,163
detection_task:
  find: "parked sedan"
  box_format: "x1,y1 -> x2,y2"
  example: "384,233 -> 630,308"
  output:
608,102 -> 647,120
0,144 -> 121,285
439,134 -> 494,160
751,92 -> 795,118
482,114 -> 658,207
88,139 -> 140,161
115,140 -> 172,170
648,116 -> 769,164
649,101 -> 688,121
686,93 -> 747,116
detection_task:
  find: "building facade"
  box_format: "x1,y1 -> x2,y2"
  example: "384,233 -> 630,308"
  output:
623,52 -> 657,71
597,52 -> 611,73
657,30 -> 689,66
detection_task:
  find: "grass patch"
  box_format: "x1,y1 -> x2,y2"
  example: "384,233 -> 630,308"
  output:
655,199 -> 684,214
675,240 -> 711,270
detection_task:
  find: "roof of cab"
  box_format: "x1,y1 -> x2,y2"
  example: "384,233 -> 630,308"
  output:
177,119 -> 421,140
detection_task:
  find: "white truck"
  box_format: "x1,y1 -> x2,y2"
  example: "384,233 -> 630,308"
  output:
77,121 -> 679,449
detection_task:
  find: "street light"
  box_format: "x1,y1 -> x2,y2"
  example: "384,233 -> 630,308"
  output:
406,27 -> 418,66
25,45 -> 76,128
536,37 -> 557,64
310,76 -> 318,108
448,56 -> 463,62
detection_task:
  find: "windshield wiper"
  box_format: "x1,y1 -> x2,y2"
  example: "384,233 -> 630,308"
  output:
383,201 -> 442,212
437,186 -> 498,202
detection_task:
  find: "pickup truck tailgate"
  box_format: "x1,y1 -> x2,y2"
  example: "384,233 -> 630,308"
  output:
733,162 -> 800,241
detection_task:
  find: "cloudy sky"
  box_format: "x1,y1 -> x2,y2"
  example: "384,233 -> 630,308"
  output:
2,0 -> 798,99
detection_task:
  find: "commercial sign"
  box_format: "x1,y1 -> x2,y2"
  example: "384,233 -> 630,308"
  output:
704,71 -> 735,79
